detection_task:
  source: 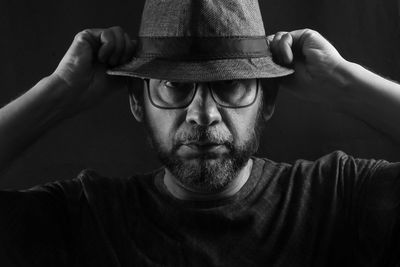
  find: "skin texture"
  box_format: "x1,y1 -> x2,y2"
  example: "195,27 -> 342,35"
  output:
128,78 -> 277,197
138,80 -> 266,193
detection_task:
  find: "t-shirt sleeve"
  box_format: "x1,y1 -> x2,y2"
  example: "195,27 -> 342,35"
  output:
337,152 -> 400,266
0,178 -> 83,266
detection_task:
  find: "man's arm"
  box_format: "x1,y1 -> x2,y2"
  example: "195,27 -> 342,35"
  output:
270,29 -> 400,144
0,26 -> 134,175
338,62 -> 400,142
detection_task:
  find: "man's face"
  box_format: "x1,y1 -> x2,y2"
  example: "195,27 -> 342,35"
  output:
141,79 -> 265,192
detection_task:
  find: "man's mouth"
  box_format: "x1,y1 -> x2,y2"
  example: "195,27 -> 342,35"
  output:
177,142 -> 229,158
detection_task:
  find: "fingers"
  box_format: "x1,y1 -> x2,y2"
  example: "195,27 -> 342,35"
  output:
121,34 -> 136,63
270,29 -> 321,66
286,29 -> 318,54
98,29 -> 116,63
270,31 -> 294,66
102,26 -> 125,66
75,26 -> 135,67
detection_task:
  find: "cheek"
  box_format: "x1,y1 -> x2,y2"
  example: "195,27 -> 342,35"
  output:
224,99 -> 262,145
144,98 -> 180,150
234,113 -> 258,142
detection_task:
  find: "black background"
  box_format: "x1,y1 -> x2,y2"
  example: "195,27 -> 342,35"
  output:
1,0 -> 400,189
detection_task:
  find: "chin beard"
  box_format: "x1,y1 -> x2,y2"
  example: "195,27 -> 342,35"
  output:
144,98 -> 264,192
160,143 -> 254,192
147,123 -> 261,192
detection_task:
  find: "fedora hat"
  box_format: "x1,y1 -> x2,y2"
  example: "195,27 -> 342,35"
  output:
107,0 -> 294,82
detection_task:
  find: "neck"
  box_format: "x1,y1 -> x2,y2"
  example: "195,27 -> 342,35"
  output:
164,159 -> 253,201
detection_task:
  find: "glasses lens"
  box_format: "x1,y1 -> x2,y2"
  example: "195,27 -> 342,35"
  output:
149,80 -> 195,108
211,79 -> 257,107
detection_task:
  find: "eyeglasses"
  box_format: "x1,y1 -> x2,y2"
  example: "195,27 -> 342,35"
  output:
144,79 -> 259,109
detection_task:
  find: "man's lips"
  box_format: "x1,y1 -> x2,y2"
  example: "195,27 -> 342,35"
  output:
183,141 -> 221,146
177,142 -> 229,157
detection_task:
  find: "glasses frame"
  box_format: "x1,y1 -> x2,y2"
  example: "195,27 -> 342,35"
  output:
144,78 -> 259,110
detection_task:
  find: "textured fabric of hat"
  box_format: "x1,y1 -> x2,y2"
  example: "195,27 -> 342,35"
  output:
107,0 -> 294,82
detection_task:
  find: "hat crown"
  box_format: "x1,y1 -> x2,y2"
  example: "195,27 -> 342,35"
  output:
139,0 -> 266,37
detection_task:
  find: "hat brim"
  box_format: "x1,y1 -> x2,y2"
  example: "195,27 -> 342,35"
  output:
106,56 -> 294,82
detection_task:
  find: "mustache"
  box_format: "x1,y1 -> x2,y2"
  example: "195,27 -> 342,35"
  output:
174,125 -> 233,147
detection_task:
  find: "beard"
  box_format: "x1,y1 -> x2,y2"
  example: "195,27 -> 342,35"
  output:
144,104 -> 264,192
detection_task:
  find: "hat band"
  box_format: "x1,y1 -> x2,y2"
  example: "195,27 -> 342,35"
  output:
135,37 -> 271,61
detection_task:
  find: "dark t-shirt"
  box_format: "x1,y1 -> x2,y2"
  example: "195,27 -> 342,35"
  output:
1,151 -> 400,266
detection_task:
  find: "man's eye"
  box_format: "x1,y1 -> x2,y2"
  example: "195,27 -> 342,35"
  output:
162,81 -> 194,91
163,81 -> 181,88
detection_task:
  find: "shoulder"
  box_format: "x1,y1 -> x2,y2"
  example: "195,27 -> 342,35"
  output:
16,169 -> 149,215
254,150 -> 389,188
254,150 -> 353,177
75,168 -> 162,195
73,168 -> 164,210
287,150 -> 384,178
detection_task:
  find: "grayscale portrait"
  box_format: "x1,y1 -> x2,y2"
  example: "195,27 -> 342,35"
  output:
1,0 -> 400,266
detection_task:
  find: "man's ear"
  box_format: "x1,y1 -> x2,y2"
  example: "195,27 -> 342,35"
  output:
127,78 -> 144,122
260,78 -> 279,122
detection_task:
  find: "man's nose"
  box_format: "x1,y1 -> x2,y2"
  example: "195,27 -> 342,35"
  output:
186,84 -> 222,126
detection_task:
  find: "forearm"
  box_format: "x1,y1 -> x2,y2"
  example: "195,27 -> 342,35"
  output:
0,75 -> 69,174
339,62 -> 400,143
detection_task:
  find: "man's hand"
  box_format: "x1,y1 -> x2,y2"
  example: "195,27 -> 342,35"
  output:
52,26 -> 135,113
270,28 -> 400,144
0,26 -> 135,174
269,29 -> 349,109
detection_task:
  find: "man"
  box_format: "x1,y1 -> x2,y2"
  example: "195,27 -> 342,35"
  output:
1,0 -> 400,266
